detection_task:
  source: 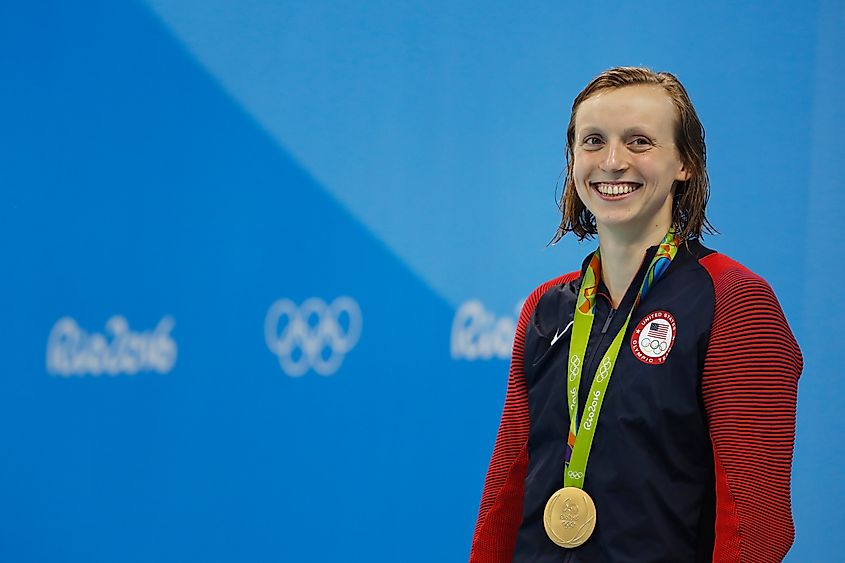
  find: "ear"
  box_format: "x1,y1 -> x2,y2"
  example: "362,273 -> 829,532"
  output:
675,163 -> 691,182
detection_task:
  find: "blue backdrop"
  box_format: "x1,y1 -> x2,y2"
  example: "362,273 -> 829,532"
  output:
1,1 -> 843,561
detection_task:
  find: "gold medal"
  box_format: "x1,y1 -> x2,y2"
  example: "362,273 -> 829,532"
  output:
543,487 -> 597,548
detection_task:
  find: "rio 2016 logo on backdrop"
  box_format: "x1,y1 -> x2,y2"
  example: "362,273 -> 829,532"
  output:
451,300 -> 519,361
46,315 -> 177,376
264,297 -> 362,377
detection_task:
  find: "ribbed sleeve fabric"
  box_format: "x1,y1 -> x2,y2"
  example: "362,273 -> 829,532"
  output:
470,273 -> 579,562
699,253 -> 802,563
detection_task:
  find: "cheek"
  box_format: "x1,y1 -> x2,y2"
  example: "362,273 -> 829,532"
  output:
572,159 -> 589,199
645,154 -> 684,183
572,154 -> 590,184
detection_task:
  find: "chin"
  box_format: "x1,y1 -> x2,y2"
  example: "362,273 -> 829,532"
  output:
594,214 -> 654,236
593,212 -> 637,229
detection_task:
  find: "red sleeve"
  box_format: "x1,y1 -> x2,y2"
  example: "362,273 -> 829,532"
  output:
699,254 -> 802,563
469,272 -> 579,563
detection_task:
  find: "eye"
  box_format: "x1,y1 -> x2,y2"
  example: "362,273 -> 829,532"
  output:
628,136 -> 653,149
582,135 -> 604,149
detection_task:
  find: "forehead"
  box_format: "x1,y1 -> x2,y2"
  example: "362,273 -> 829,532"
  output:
574,85 -> 678,134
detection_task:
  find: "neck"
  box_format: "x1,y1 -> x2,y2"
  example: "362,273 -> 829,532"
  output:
597,221 -> 669,309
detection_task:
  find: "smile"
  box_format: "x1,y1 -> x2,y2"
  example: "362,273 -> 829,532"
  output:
591,182 -> 643,198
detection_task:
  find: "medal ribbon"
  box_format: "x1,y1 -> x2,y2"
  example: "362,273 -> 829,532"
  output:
563,229 -> 679,489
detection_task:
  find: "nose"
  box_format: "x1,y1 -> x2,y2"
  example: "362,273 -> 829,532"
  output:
599,139 -> 628,173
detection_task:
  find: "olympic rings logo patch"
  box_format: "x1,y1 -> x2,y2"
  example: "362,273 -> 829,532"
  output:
567,470 -> 584,480
630,310 -> 676,365
568,355 -> 581,382
264,297 -> 362,377
595,357 -> 612,383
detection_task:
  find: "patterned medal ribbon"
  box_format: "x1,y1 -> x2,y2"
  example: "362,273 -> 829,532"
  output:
563,228 -> 680,488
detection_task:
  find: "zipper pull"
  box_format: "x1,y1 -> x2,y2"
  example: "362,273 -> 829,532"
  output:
601,308 -> 616,334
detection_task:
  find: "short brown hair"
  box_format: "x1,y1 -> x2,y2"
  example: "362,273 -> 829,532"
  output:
551,67 -> 714,242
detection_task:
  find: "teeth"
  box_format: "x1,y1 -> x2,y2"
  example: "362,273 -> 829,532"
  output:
594,183 -> 640,196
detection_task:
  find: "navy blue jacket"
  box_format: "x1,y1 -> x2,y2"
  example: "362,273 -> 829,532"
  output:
471,240 -> 801,563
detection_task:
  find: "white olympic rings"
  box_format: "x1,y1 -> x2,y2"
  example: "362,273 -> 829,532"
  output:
264,297 -> 362,377
595,357 -> 612,383
568,356 -> 581,382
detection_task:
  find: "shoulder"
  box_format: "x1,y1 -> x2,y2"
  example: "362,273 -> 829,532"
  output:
698,249 -> 764,283
695,247 -> 780,307
518,271 -> 581,320
508,271 -> 580,356
695,246 -> 802,374
679,239 -> 775,301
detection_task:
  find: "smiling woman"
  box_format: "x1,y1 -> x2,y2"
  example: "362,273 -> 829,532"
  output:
571,84 -> 692,308
574,87 -> 687,235
469,67 -> 802,563
556,68 -> 712,245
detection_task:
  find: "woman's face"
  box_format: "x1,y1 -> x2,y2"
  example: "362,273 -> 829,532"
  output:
572,85 -> 689,237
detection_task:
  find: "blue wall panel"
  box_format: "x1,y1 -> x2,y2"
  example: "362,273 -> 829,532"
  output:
1,1 -> 841,561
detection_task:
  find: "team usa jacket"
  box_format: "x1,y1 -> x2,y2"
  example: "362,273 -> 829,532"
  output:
470,240 -> 802,563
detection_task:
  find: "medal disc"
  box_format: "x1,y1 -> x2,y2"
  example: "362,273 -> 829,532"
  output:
543,487 -> 597,548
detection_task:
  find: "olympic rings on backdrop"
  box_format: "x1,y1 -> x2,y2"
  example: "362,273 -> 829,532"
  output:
264,297 -> 362,377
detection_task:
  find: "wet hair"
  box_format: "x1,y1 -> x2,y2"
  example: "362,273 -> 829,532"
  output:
551,66 -> 715,242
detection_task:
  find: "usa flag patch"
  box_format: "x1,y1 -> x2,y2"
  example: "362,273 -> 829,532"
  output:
631,310 -> 677,365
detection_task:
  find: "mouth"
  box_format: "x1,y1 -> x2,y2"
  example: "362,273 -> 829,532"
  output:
590,181 -> 643,199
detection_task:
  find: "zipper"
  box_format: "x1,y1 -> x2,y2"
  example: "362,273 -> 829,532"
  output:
600,308 -> 617,334
577,305 -> 616,422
